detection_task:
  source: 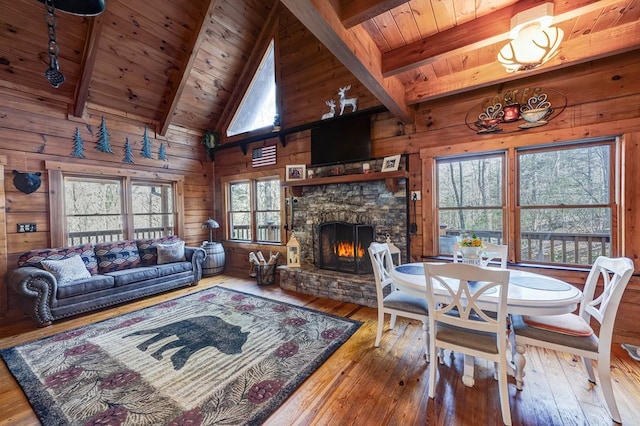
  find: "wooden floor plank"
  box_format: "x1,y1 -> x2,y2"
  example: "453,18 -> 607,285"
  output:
1,274 -> 639,425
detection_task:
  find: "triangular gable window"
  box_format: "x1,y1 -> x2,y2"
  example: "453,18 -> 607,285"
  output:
227,39 -> 276,137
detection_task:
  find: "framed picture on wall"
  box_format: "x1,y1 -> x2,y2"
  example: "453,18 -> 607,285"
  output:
286,165 -> 306,181
381,155 -> 401,172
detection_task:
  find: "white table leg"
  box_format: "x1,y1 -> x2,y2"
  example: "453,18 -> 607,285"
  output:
462,354 -> 475,387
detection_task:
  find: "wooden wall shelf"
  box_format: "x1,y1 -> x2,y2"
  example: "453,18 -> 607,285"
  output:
281,170 -> 408,196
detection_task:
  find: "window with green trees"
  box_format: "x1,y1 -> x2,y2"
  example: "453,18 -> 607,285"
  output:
436,138 -> 616,266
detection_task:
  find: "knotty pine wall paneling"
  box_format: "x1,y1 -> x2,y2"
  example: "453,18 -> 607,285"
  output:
0,89 -> 213,323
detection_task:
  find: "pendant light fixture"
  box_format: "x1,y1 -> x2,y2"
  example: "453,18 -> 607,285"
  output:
38,0 -> 106,88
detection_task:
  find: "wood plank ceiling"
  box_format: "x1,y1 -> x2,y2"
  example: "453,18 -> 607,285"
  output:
1,0 -> 639,136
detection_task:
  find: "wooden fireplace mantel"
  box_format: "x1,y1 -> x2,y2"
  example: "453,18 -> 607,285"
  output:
281,170 -> 408,197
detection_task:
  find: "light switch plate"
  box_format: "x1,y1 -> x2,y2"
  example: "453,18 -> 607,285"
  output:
17,223 -> 37,233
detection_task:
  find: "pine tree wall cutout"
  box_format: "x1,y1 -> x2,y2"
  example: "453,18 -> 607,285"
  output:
97,116 -> 114,153
140,126 -> 153,158
123,137 -> 134,163
158,143 -> 167,161
71,127 -> 85,158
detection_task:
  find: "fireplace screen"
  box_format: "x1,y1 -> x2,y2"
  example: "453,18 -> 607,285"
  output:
318,222 -> 374,274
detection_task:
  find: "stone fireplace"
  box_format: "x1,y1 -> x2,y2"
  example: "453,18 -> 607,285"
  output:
279,159 -> 408,307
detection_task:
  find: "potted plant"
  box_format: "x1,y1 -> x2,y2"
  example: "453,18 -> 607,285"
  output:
201,130 -> 219,160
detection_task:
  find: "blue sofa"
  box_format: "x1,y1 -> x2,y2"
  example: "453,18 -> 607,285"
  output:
6,236 -> 206,327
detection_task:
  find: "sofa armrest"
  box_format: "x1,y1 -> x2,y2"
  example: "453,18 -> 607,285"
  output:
185,246 -> 206,282
5,266 -> 57,326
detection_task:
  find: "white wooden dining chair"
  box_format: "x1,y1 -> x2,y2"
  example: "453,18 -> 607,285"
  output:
424,262 -> 512,425
368,242 -> 430,362
510,256 -> 634,424
453,242 -> 508,268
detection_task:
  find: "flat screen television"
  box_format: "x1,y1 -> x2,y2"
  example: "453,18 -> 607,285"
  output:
310,115 -> 371,166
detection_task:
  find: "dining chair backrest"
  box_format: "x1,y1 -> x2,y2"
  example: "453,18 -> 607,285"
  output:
580,256 -> 634,344
452,242 -> 508,269
369,242 -> 397,299
424,262 -> 510,334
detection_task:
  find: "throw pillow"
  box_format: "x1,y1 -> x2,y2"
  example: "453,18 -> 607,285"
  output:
157,241 -> 186,265
42,255 -> 92,286
95,240 -> 141,273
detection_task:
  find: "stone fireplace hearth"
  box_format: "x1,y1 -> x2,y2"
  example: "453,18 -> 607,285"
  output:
279,160 -> 408,307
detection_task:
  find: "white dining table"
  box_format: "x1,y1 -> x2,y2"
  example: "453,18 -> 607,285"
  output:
390,262 -> 583,386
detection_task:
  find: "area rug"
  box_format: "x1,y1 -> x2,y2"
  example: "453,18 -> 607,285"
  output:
1,286 -> 362,425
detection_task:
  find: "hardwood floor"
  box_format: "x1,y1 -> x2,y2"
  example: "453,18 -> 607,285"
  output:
1,274 -> 639,425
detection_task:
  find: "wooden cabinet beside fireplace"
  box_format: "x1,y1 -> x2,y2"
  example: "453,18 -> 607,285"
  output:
281,170 -> 408,196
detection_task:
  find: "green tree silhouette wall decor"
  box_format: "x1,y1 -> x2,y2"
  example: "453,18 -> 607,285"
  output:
97,116 -> 114,153
140,126 -> 153,158
123,137 -> 134,163
71,127 -> 85,158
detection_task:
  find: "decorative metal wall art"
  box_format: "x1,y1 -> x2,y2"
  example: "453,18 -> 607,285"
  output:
13,171 -> 42,194
465,87 -> 566,134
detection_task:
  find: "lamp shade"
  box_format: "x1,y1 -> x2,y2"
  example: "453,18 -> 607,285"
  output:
37,0 -> 106,16
202,218 -> 220,243
497,25 -> 564,73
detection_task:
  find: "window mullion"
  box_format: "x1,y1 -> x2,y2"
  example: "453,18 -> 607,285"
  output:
123,176 -> 133,240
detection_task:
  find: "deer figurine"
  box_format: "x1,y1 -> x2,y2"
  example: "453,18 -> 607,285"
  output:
338,85 -> 357,115
321,99 -> 336,120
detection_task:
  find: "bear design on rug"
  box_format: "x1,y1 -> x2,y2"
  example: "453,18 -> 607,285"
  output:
125,315 -> 249,370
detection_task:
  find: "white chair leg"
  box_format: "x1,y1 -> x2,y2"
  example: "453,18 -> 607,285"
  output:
598,354 -> 621,423
498,361 -> 512,425
389,313 -> 397,329
513,343 -> 527,391
428,339 -> 437,398
583,357 -> 596,383
374,311 -> 384,347
422,321 -> 430,363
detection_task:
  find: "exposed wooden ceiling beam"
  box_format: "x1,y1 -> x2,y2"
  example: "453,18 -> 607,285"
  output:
340,0 -> 411,29
281,0 -> 414,123
383,0 -> 624,78
72,15 -> 104,118
405,19 -> 640,104
158,0 -> 221,136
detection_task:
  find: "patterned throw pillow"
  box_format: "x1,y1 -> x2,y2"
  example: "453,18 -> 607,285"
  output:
137,235 -> 182,266
41,255 -> 92,286
95,240 -> 141,273
157,241 -> 186,265
18,243 -> 98,275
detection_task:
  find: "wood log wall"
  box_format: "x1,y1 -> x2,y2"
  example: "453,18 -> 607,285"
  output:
0,88 -> 213,324
215,9 -> 640,345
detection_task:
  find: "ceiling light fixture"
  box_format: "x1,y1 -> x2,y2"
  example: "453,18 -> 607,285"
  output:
497,3 -> 564,73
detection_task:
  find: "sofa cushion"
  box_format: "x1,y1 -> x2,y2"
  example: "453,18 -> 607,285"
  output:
42,255 -> 92,286
18,243 -> 98,275
57,275 -> 115,299
137,235 -> 182,266
105,267 -> 159,286
95,240 -> 141,273
157,241 -> 186,264
156,261 -> 192,277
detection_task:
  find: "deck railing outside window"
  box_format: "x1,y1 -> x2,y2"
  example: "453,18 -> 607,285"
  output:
441,230 -> 609,265
231,224 -> 279,242
68,227 -> 171,246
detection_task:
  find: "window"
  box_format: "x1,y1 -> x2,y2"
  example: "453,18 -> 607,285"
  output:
48,162 -> 183,247
132,182 -> 175,237
228,177 -> 281,243
437,154 -> 505,255
517,142 -> 614,264
435,139 -> 617,266
227,39 -> 276,137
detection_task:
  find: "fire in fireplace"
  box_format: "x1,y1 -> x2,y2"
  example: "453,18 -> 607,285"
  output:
318,221 -> 374,274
